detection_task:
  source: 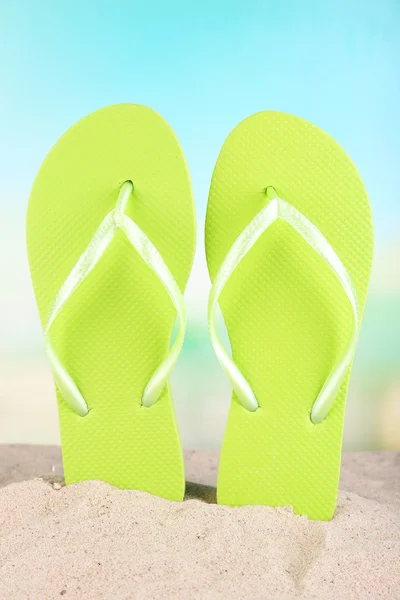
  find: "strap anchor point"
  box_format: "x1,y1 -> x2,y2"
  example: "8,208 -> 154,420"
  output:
264,186 -> 277,200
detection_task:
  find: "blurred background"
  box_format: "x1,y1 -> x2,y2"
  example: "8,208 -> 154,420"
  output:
0,1 -> 399,451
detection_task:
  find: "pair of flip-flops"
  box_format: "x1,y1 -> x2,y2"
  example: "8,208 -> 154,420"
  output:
27,105 -> 373,521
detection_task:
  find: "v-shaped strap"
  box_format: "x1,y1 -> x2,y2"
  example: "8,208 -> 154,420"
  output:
44,181 -> 186,416
208,189 -> 359,424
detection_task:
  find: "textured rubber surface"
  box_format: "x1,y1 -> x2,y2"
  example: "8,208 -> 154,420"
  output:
27,105 -> 195,500
205,112 -> 373,520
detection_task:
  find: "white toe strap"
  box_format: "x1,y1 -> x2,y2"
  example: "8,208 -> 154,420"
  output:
208,190 -> 359,423
44,181 -> 186,416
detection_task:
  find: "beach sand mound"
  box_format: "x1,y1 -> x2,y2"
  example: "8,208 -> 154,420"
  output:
0,450 -> 399,599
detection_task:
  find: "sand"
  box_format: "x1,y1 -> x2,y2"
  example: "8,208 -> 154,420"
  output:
0,448 -> 399,599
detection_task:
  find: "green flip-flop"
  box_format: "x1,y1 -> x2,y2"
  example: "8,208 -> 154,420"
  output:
206,111 -> 373,520
27,104 -> 196,500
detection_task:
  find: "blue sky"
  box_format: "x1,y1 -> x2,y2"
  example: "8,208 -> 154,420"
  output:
0,1 -> 399,449
0,0 -> 399,352
0,0 -> 399,238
